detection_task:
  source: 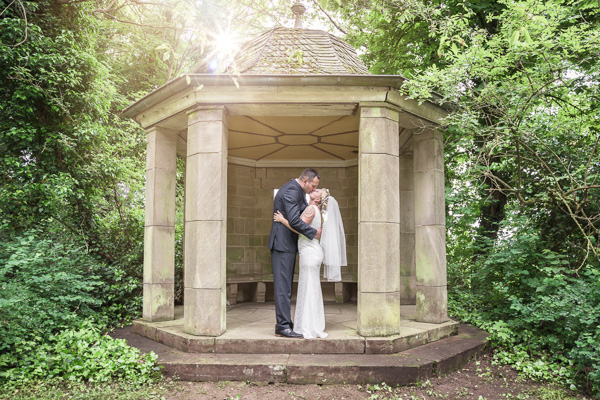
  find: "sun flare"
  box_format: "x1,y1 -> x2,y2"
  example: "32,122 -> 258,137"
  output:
205,22 -> 240,73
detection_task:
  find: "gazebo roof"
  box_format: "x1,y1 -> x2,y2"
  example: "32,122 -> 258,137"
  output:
226,27 -> 370,75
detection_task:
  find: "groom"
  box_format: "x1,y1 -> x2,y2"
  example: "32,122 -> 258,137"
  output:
268,168 -> 322,338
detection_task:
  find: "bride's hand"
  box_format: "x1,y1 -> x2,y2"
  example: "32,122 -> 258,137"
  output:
274,210 -> 285,223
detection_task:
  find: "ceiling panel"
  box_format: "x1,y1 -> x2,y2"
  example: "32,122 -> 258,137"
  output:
229,131 -> 276,148
261,145 -> 340,160
225,114 -> 360,160
253,116 -> 349,135
314,143 -> 359,160
320,131 -> 358,146
228,116 -> 282,136
278,135 -> 318,145
228,143 -> 284,159
312,115 -> 359,136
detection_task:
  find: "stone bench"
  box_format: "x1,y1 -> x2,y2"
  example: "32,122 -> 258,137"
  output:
226,275 -> 357,305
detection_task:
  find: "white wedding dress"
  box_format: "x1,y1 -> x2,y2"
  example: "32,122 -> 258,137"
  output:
293,205 -> 328,339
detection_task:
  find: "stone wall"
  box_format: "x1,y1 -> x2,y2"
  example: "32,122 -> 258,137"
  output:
226,162 -> 358,301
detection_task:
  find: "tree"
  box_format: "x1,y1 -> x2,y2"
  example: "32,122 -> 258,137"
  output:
322,0 -> 600,393
404,0 -> 600,264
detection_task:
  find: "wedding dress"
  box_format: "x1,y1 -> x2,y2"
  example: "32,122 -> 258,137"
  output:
293,204 -> 328,339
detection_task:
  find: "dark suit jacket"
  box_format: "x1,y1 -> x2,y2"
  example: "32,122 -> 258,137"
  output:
268,179 -> 317,253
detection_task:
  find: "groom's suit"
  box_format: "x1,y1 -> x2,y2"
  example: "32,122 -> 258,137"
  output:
268,179 -> 317,331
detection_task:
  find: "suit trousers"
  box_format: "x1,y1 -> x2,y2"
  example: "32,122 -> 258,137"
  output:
271,249 -> 297,331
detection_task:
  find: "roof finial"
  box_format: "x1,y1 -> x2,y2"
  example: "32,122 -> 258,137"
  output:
291,2 -> 306,29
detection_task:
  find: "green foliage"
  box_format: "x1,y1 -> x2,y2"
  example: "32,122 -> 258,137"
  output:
319,0 -> 505,76
174,157 -> 186,304
0,0 -> 149,268
448,212 -> 600,394
0,224 -> 153,386
528,386 -> 582,400
0,322 -> 162,387
366,382 -> 395,399
0,223 -> 102,354
0,0 -> 161,388
406,0 -> 600,258
0,221 -> 143,364
0,380 -> 173,400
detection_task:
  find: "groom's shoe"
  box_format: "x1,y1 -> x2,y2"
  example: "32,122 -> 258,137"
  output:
275,328 -> 303,338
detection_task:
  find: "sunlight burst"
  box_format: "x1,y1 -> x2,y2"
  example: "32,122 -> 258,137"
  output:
205,21 -> 240,73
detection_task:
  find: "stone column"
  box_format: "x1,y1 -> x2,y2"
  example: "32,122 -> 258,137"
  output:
399,151 -> 416,305
357,103 -> 401,336
184,105 -> 228,336
413,129 -> 448,323
143,126 -> 177,321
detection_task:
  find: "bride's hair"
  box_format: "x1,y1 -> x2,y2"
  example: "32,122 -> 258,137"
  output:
318,188 -> 330,212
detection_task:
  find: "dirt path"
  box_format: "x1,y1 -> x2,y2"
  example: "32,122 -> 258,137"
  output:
163,354 -> 587,400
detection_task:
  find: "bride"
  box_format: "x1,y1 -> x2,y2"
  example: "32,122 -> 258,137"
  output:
274,188 -> 347,339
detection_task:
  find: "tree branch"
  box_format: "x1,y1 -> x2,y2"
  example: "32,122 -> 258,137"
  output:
55,0 -> 95,4
95,10 -> 177,30
1,0 -> 28,47
310,0 -> 347,35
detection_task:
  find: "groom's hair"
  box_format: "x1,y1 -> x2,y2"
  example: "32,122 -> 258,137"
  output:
299,168 -> 320,182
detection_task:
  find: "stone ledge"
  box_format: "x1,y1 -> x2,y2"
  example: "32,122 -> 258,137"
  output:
131,318 -> 459,355
215,337 -> 366,354
286,353 -> 434,385
161,354 -> 289,383
113,324 -> 487,385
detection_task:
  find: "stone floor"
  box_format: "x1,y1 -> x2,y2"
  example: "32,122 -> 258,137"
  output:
131,302 -> 459,354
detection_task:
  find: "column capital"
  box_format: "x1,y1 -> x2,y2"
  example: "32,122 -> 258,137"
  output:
145,125 -> 180,136
187,105 -> 229,126
359,102 -> 401,122
146,127 -> 178,173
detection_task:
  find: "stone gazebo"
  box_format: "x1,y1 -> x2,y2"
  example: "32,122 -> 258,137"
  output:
123,6 -> 448,338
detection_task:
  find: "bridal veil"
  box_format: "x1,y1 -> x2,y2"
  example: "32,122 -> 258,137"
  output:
321,196 -> 346,282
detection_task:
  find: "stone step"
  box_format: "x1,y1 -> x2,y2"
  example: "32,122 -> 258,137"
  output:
131,303 -> 460,355
131,319 -> 459,355
112,324 -> 488,385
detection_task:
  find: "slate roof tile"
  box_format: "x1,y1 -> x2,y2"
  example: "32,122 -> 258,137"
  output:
226,27 -> 370,75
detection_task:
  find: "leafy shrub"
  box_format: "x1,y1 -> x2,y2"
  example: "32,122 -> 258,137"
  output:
92,261 -> 143,329
448,225 -> 600,395
0,226 -> 104,355
0,321 -> 161,385
0,223 -> 150,381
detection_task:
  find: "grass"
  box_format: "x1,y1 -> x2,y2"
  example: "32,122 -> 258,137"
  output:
0,380 -> 177,400
528,386 -> 582,400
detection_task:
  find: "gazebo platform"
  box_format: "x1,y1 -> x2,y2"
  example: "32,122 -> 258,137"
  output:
112,303 -> 488,385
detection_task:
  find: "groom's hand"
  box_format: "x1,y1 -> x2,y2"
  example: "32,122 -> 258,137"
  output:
315,228 -> 322,240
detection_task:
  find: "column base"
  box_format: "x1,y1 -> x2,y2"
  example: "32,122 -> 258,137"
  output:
143,283 -> 175,322
416,285 -> 448,324
184,288 -> 226,336
358,291 -> 401,336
